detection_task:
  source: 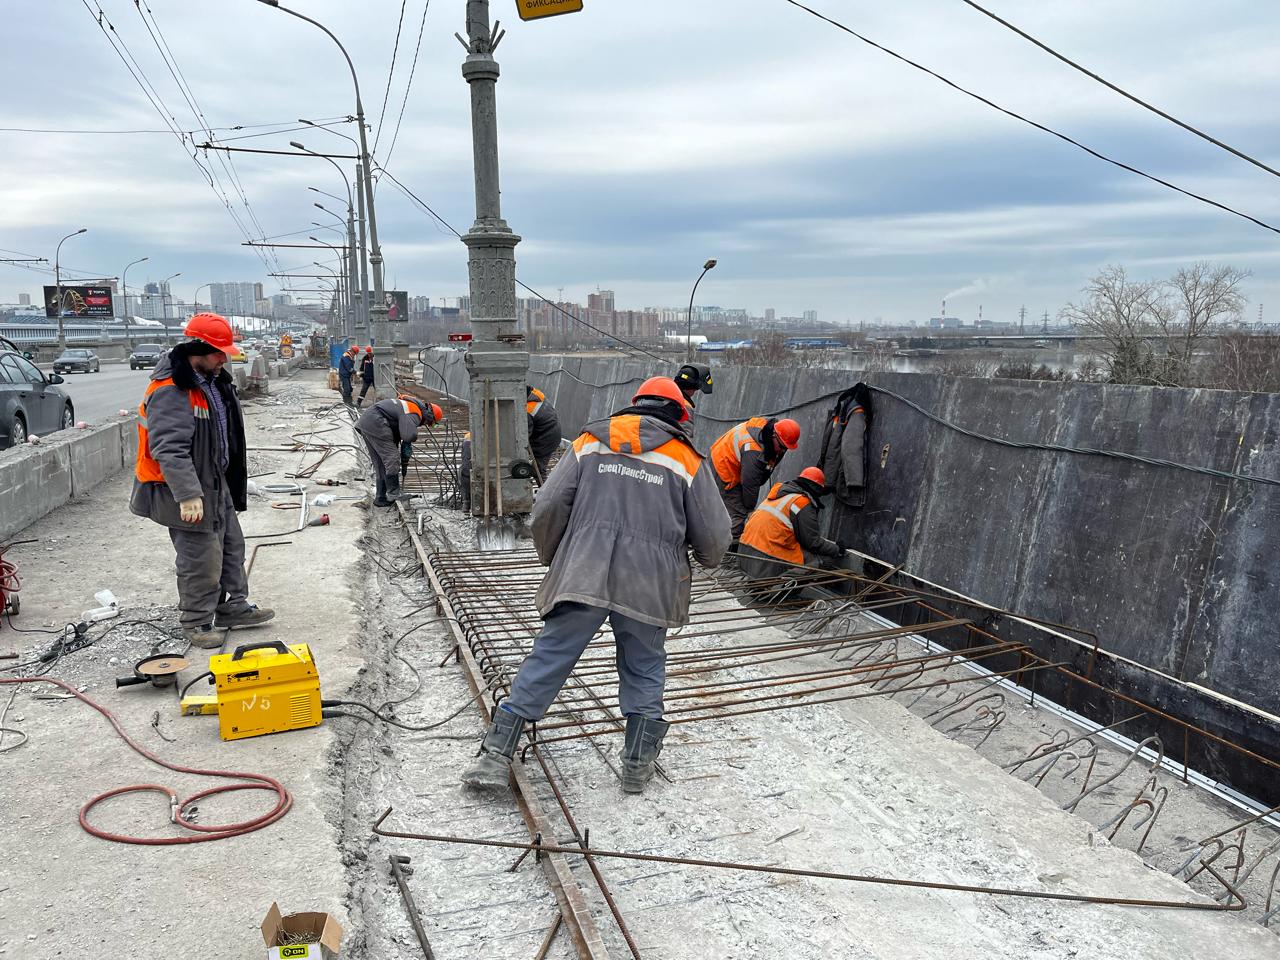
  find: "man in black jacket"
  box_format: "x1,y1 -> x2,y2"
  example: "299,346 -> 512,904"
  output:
337,345 -> 357,406
356,346 -> 376,408
129,313 -> 274,648
526,385 -> 562,481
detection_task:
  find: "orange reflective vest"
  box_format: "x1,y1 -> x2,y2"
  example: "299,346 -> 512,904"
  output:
527,387 -> 546,417
710,416 -> 767,489
740,482 -> 809,565
134,378 -> 210,483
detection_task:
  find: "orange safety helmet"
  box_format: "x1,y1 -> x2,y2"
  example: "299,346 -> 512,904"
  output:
428,402 -> 444,424
633,376 -> 690,422
364,346 -> 373,354
798,466 -> 826,487
774,418 -> 801,450
184,313 -> 235,353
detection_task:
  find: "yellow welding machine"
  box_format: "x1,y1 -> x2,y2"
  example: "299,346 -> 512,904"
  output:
208,641 -> 322,741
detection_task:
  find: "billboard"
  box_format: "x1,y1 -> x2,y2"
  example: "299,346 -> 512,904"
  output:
385,290 -> 409,323
44,285 -> 114,318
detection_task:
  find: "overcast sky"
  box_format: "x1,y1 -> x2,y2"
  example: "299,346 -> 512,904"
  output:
3,0 -> 1279,326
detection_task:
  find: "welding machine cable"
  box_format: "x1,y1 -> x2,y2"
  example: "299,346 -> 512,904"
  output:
0,676 -> 293,844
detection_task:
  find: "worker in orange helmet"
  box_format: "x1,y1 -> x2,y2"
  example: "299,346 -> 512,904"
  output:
355,394 -> 442,506
129,312 -> 274,648
709,415 -> 802,539
463,376 -> 730,795
738,466 -> 847,604
337,344 -> 359,406
356,346 -> 376,408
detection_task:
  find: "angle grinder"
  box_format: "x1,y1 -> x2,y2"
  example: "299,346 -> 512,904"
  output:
115,653 -> 191,689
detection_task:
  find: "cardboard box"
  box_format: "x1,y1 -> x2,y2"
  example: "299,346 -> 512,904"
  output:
261,902 -> 344,960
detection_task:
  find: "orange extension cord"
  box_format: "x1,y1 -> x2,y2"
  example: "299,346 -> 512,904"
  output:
0,676 -> 292,844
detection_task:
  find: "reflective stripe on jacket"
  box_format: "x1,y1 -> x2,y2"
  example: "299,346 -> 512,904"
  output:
740,483 -> 810,565
526,387 -> 562,462
531,411 -> 731,628
710,416 -> 766,489
128,351 -> 247,532
135,377 -> 210,483
740,480 -> 842,572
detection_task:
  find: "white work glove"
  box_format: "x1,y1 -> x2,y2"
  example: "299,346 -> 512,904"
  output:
179,497 -> 204,524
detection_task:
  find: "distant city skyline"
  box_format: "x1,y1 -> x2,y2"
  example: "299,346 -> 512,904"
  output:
3,1 -> 1278,326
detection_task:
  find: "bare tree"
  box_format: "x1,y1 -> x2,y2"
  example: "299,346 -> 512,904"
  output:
1199,331 -> 1280,393
1161,262 -> 1249,380
1060,265 -> 1171,384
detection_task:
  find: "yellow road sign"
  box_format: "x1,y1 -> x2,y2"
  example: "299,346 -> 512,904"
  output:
516,0 -> 583,21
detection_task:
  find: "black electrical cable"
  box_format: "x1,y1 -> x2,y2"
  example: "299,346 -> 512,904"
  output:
955,0 -> 1280,182
530,364 -> 1279,486
380,1 -> 432,173
373,0 -> 410,157
180,670 -> 214,702
780,0 -> 1280,236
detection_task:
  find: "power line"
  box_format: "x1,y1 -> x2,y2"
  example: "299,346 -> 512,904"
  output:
375,166 -> 665,361
781,0 -> 1280,237
373,0 -> 410,157
0,117 -> 350,136
381,1 -> 432,174
955,0 -> 1280,181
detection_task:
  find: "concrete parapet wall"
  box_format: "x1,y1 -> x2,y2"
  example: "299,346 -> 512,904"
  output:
0,358 -> 300,539
0,419 -> 128,540
425,349 -> 1280,721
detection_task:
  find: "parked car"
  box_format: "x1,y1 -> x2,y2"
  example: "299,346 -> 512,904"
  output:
53,348 -> 100,374
0,348 -> 74,449
129,342 -> 165,370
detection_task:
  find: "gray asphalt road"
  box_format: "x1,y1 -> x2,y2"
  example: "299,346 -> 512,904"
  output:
44,362 -> 153,425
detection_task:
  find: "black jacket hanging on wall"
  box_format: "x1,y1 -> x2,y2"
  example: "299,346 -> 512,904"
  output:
817,383 -> 873,508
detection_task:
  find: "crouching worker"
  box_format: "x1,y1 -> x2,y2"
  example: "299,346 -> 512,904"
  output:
355,395 -> 442,507
739,467 -> 846,605
462,377 -> 731,794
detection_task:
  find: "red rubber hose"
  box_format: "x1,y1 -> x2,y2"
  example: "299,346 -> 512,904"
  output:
0,676 -> 293,844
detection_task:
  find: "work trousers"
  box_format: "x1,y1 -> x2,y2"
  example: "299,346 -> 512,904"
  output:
168,489 -> 251,628
339,376 -> 353,405
358,430 -> 396,504
719,485 -> 751,540
504,602 -> 668,721
357,380 -> 375,405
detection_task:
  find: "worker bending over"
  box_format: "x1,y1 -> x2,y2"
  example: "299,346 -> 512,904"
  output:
739,466 -> 846,603
710,415 -> 801,538
526,385 -> 562,481
356,395 -> 442,507
130,313 -> 274,648
463,377 -> 731,794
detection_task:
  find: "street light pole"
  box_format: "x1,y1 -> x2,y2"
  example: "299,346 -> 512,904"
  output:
162,272 -> 181,344
257,2 -> 388,358
193,283 -> 212,315
686,258 -> 717,362
121,255 -> 148,351
309,236 -> 353,339
54,228 -> 88,350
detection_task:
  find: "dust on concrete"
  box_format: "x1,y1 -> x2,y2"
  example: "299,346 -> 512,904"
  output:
0,371 -> 366,958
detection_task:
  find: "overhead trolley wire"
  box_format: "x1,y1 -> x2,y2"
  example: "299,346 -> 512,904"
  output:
380,1 -> 432,174
373,0 -> 410,157
781,0 -> 1280,236
955,0 -> 1280,181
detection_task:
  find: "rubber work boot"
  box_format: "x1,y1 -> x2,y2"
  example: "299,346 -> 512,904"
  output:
619,715 -> 670,794
215,604 -> 276,630
461,707 -> 525,789
184,623 -> 226,649
385,473 -> 411,503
